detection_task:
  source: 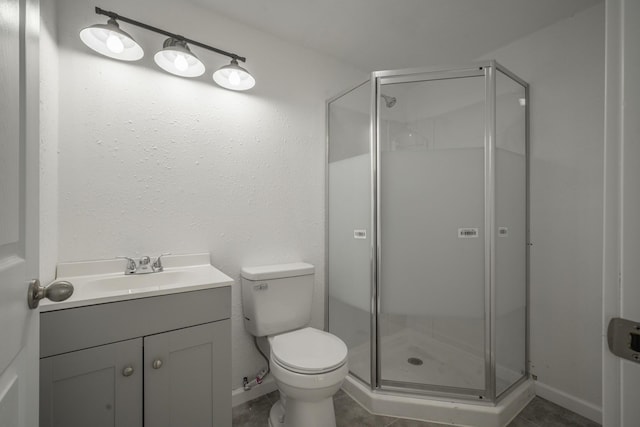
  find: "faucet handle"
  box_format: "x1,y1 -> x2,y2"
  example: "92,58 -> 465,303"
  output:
152,253 -> 171,272
116,256 -> 137,274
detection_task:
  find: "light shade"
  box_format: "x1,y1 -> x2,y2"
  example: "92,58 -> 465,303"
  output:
154,38 -> 205,78
213,59 -> 255,91
79,19 -> 144,61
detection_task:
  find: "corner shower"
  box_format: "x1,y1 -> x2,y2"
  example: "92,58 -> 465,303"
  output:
326,62 -> 529,417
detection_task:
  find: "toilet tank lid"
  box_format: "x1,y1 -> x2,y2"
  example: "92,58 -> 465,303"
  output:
241,262 -> 314,281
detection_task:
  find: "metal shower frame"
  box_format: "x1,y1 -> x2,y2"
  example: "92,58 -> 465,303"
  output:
325,60 -> 530,404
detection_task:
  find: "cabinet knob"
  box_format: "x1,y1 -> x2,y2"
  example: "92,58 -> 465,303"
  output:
122,366 -> 134,377
152,359 -> 163,369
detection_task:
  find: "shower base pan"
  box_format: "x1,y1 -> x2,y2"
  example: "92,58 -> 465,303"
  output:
342,375 -> 534,427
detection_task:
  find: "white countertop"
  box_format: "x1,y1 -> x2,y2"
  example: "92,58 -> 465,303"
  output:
41,253 -> 233,312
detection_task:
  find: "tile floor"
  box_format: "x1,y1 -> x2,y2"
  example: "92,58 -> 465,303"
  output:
232,389 -> 601,427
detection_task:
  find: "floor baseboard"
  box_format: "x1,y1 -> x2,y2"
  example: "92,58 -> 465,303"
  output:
534,381 -> 602,424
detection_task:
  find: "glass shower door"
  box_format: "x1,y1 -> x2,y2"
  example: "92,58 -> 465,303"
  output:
377,72 -> 488,396
495,69 -> 528,397
327,81 -> 373,385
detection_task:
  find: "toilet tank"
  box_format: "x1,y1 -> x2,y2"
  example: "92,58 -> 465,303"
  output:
241,262 -> 315,337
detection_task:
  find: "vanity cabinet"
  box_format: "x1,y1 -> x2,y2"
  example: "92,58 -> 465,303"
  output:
144,321 -> 230,427
39,287 -> 231,427
40,338 -> 142,427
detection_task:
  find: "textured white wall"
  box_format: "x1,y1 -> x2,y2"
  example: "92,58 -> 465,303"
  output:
484,3 -> 605,421
53,0 -> 364,390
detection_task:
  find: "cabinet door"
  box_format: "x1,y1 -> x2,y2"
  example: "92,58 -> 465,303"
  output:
144,321 -> 231,427
40,338 -> 143,427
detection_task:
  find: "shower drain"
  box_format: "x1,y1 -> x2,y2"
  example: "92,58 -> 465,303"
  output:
407,357 -> 423,366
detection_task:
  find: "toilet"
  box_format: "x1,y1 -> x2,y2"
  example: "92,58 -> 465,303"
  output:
241,263 -> 348,427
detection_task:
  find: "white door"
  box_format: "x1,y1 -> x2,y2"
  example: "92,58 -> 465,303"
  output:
0,0 -> 40,425
603,0 -> 640,426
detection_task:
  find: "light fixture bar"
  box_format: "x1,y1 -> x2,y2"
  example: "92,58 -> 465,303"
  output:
94,6 -> 247,63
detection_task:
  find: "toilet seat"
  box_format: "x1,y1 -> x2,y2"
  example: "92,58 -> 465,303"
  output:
269,327 -> 348,374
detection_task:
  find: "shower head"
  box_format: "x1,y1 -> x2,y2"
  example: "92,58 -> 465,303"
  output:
381,94 -> 397,108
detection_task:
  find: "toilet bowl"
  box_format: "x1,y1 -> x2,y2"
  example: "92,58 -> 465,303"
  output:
268,328 -> 348,427
241,263 -> 349,427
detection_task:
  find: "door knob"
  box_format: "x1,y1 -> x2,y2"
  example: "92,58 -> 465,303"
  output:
607,317 -> 640,363
27,279 -> 74,309
152,359 -> 163,369
122,366 -> 134,377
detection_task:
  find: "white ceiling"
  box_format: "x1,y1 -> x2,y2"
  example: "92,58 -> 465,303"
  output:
191,0 -> 601,72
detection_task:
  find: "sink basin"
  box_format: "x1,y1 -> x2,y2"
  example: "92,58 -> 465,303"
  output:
40,253 -> 234,312
83,270 -> 193,293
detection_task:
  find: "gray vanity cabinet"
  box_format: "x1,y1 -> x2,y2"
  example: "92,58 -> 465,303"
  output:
144,321 -> 231,427
40,338 -> 142,427
39,287 -> 232,427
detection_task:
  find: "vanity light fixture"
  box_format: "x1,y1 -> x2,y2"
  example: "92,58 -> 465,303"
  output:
79,7 -> 255,90
79,18 -> 144,61
213,59 -> 256,91
154,38 -> 205,77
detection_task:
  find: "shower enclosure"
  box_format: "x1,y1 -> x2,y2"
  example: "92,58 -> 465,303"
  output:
327,61 -> 528,404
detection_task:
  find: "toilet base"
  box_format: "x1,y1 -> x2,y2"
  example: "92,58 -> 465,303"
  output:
269,399 -> 284,426
269,397 -> 336,427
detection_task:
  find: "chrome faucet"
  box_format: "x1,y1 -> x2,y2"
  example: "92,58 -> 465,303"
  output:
138,256 -> 152,273
117,254 -> 170,275
117,256 -> 138,274
152,253 -> 170,272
